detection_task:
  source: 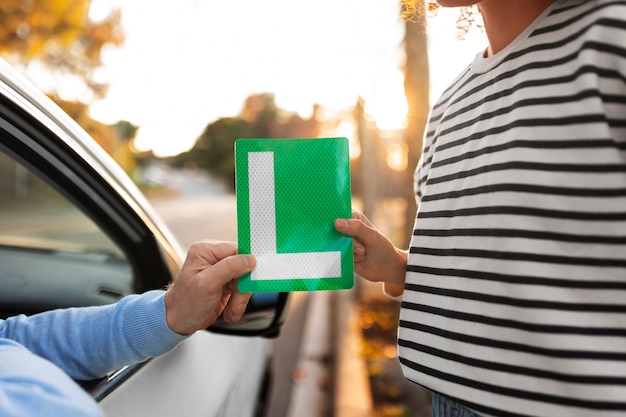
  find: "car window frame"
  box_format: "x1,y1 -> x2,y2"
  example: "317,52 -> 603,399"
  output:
0,93 -> 178,304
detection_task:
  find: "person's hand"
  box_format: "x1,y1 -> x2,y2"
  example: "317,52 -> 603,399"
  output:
334,210 -> 407,297
164,241 -> 255,335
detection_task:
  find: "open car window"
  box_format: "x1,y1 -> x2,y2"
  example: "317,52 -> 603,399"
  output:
0,150 -> 133,315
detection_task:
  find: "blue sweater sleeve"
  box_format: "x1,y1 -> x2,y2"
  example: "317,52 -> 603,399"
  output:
0,290 -> 188,380
0,339 -> 101,417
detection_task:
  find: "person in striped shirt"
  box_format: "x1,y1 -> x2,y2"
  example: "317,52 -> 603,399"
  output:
335,0 -> 626,416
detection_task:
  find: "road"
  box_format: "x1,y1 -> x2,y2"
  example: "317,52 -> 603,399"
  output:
146,169 -> 323,417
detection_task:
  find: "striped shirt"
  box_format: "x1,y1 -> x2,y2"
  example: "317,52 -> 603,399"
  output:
399,1 -> 626,416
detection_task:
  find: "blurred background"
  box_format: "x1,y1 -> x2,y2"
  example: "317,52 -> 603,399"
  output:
0,1 -> 486,415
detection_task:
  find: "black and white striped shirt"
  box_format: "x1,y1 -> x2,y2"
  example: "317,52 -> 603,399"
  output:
399,1 -> 626,416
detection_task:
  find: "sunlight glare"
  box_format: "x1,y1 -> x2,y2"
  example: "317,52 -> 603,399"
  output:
336,120 -> 360,160
84,0 -> 488,157
362,68 -> 408,131
386,142 -> 408,171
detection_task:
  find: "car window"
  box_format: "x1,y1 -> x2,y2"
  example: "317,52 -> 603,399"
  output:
0,150 -> 134,315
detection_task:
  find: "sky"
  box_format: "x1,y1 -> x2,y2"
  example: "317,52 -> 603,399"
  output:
87,1 -> 487,157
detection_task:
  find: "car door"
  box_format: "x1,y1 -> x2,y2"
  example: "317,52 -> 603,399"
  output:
0,59 -> 283,416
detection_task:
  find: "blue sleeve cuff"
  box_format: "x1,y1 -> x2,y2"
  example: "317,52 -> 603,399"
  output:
122,290 -> 189,358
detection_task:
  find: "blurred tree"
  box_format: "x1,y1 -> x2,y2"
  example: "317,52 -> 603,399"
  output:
401,0 -> 430,249
240,93 -> 279,137
110,120 -> 139,171
53,97 -> 138,171
184,117 -> 255,189
0,0 -> 131,169
0,0 -> 124,101
174,93 -> 322,189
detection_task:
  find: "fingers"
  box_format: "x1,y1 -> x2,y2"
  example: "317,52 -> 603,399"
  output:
222,290 -> 253,324
198,255 -> 253,326
165,242 -> 256,335
353,241 -> 366,256
335,210 -> 371,257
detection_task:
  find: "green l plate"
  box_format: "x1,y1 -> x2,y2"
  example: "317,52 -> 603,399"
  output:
235,137 -> 353,292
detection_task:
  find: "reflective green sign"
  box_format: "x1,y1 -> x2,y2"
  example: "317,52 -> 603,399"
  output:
235,137 -> 354,292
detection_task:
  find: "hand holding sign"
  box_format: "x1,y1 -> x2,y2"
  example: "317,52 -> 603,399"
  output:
235,137 -> 354,293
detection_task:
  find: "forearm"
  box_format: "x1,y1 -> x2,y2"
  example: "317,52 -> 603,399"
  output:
0,291 -> 187,380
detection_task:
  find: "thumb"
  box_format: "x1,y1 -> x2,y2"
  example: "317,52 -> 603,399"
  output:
199,253 -> 256,288
334,217 -> 378,243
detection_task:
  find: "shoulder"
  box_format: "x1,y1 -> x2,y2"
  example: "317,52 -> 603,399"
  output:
0,338 -> 101,417
533,0 -> 626,70
542,0 -> 626,34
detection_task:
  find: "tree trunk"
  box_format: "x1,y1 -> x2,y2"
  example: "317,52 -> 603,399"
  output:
401,1 -> 430,249
355,97 -> 379,221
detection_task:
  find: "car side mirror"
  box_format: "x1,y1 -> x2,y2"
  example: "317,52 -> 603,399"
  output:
207,292 -> 290,338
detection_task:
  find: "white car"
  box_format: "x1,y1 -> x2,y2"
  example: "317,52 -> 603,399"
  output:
0,58 -> 289,417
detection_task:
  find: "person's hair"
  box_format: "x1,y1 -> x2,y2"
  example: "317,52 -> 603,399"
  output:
400,0 -> 439,20
400,1 -> 481,39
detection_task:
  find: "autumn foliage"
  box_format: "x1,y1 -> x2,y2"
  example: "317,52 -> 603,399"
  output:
0,0 -> 137,169
0,0 -> 124,100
